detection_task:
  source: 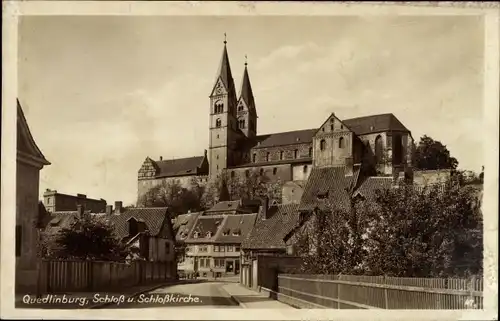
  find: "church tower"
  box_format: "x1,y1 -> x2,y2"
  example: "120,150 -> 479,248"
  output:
209,36 -> 240,178
236,57 -> 257,139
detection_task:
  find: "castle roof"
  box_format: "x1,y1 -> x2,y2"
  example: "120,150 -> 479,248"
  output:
253,128 -> 317,149
241,203 -> 300,250
343,113 -> 409,136
154,155 -> 206,178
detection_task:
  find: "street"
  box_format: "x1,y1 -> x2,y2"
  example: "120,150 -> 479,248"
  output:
103,281 -> 240,309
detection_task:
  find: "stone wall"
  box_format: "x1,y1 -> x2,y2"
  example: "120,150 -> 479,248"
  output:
413,169 -> 452,186
137,175 -> 209,205
250,143 -> 312,164
282,181 -> 305,205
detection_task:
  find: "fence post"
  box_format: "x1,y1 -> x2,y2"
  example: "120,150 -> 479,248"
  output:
384,275 -> 389,309
337,274 -> 341,309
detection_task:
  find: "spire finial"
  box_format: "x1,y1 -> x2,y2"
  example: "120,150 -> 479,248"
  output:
224,33 -> 227,45
245,54 -> 248,67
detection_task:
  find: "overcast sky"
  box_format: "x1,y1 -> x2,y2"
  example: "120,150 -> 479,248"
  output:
18,15 -> 484,205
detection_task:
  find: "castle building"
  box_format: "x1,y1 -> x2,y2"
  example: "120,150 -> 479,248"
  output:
42,189 -> 107,213
137,39 -> 415,203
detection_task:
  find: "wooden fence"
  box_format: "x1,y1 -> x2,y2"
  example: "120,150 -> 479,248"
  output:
38,259 -> 176,293
276,274 -> 483,309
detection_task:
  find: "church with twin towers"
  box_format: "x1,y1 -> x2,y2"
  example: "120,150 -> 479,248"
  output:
137,37 -> 415,203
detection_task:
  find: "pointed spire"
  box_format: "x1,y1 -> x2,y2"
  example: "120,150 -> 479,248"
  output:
239,56 -> 255,110
214,33 -> 235,93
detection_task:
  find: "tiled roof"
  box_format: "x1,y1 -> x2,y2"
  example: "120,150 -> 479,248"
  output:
298,166 -> 361,212
242,204 -> 300,250
185,215 -> 225,243
214,213 -> 258,244
205,200 -> 248,213
253,129 -> 316,149
353,177 -> 394,201
154,156 -> 205,178
173,212 -> 201,242
343,113 -> 409,136
231,157 -> 313,169
44,211 -> 80,236
107,207 -> 170,239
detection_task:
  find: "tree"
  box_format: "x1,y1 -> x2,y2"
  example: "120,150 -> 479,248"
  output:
357,179 -> 483,278
138,179 -> 205,216
294,177 -> 483,278
414,135 -> 459,170
294,205 -> 366,275
49,214 -> 128,261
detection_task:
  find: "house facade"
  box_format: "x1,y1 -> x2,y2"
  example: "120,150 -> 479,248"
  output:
16,99 -> 51,293
174,200 -> 257,278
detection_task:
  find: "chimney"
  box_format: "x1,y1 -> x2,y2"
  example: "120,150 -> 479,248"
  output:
105,205 -> 113,215
159,156 -> 163,161
204,149 -> 207,157
261,196 -> 270,220
77,204 -> 84,218
344,157 -> 353,176
114,201 -> 123,214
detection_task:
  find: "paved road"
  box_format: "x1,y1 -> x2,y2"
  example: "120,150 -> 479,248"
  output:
103,281 -> 240,309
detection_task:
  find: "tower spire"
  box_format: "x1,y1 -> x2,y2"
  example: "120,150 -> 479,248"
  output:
239,56 -> 255,111
213,33 -> 235,96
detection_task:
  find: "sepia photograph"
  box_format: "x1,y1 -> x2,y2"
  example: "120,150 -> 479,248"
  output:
2,1 -> 498,320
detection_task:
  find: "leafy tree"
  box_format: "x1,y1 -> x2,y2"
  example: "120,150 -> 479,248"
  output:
357,179 -> 482,278
294,178 -> 482,278
49,214 -> 128,261
294,205 -> 366,275
414,135 -> 459,170
138,179 -> 204,215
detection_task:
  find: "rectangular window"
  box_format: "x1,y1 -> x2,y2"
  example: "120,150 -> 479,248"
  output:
235,246 -> 240,252
226,245 -> 234,252
214,245 -> 219,252
165,242 -> 170,255
16,225 -> 22,257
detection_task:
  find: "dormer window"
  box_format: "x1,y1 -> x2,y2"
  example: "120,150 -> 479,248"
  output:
223,229 -> 230,236
232,229 -> 241,236
206,231 -> 213,238
317,190 -> 329,200
193,231 -> 200,239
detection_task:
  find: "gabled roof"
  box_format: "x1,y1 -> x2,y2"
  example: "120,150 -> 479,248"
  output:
185,215 -> 225,243
107,207 -> 171,239
343,113 -> 409,136
17,99 -> 50,166
353,177 -> 393,201
242,204 -> 300,250
204,200 -> 252,215
253,128 -> 317,149
298,166 -> 362,212
154,155 -> 206,178
174,212 -> 202,242
213,213 -> 257,244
